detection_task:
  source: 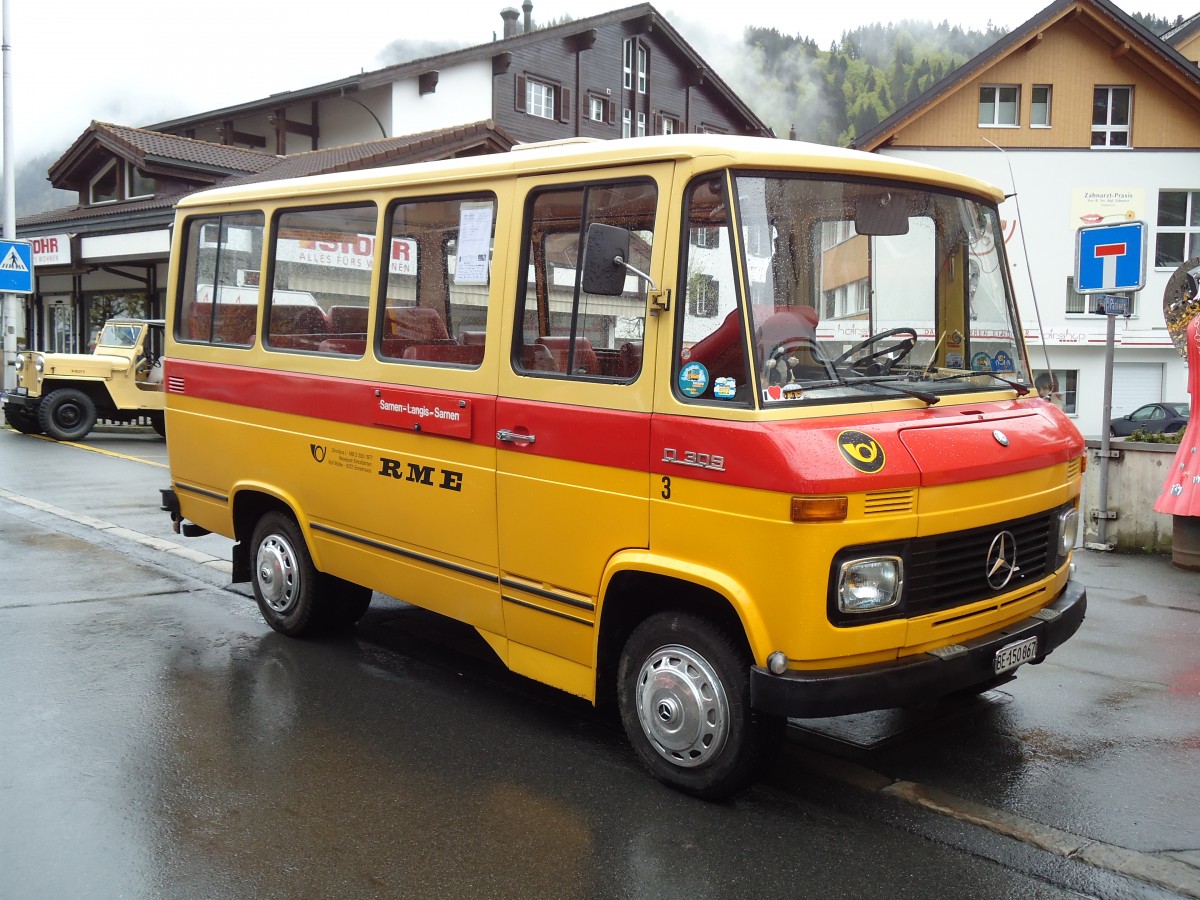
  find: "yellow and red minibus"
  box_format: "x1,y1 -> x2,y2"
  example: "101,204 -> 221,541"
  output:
161,135 -> 1086,798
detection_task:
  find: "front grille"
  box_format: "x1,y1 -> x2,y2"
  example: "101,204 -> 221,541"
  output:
829,508 -> 1058,626
904,512 -> 1052,616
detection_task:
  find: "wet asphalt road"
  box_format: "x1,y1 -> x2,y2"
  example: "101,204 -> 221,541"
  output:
1,428 -> 1198,899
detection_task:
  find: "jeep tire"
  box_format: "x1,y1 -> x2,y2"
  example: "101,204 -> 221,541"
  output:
4,404 -> 43,435
38,388 -> 98,441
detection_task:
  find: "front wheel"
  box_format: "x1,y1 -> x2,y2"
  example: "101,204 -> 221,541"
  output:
618,611 -> 783,800
4,404 -> 43,435
250,511 -> 326,637
38,388 -> 97,441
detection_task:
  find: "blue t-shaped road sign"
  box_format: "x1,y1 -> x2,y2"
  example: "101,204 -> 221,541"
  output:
1075,220 -> 1146,294
0,240 -> 34,293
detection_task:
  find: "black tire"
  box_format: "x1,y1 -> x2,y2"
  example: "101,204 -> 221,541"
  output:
319,575 -> 373,629
250,511 -> 327,637
38,388 -> 97,441
617,611 -> 784,800
148,411 -> 166,438
4,405 -> 43,435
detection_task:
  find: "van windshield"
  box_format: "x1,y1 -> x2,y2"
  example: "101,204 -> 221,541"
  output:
677,172 -> 1030,407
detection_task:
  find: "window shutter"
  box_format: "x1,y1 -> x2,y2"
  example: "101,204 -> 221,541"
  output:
559,86 -> 571,123
607,99 -> 616,124
515,75 -> 526,112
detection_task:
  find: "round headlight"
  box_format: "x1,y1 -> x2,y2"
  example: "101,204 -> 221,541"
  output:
838,557 -> 903,613
34,354 -> 45,374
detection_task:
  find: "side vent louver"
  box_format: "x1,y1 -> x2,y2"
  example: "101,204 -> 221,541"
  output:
864,489 -> 915,516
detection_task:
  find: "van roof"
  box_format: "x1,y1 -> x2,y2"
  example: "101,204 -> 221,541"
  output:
175,134 -> 1004,209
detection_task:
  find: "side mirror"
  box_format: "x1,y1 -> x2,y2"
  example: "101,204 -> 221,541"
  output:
581,223 -> 631,296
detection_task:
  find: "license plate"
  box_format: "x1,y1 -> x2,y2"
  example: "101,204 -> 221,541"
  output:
994,636 -> 1038,674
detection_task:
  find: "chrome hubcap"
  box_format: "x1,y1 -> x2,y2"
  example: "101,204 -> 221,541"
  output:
256,534 -> 299,614
635,644 -> 729,768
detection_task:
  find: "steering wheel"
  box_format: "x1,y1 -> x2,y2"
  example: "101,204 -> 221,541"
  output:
833,327 -> 917,375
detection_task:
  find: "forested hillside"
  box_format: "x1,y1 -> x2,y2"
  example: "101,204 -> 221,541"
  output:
734,12 -> 1186,146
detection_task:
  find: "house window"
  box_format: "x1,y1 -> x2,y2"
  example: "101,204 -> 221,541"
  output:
623,39 -> 633,90
1065,276 -> 1086,314
1034,369 -> 1078,414
1155,190 -> 1200,268
1092,86 -> 1131,147
1066,275 -> 1139,315
978,85 -> 1019,126
127,163 -> 155,199
637,46 -> 648,94
637,112 -> 646,137
687,275 -> 719,318
1031,85 -> 1052,127
89,160 -> 118,205
622,108 -> 631,138
526,79 -> 556,120
659,114 -> 677,135
691,227 -> 720,249
590,97 -> 606,122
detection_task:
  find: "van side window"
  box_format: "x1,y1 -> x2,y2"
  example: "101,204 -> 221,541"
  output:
379,194 -> 496,368
267,204 -> 377,355
676,177 -> 750,404
175,213 -> 265,347
515,181 -> 654,380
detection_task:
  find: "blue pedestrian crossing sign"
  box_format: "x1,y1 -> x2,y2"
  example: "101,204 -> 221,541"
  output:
0,240 -> 34,293
1075,221 -> 1146,294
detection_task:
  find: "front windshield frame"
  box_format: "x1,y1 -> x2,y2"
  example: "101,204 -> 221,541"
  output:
673,169 -> 1031,409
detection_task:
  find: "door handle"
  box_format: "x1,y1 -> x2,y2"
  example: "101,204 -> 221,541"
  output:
497,429 -> 536,445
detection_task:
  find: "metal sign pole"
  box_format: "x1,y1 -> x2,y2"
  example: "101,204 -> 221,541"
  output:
2,0 -> 16,391
1088,309 -> 1118,550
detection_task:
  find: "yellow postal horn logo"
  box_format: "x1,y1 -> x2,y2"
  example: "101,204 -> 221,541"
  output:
837,430 -> 885,473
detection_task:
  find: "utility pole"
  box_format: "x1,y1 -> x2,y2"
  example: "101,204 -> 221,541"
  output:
2,0 -> 16,390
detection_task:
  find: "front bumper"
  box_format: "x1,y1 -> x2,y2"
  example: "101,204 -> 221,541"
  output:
750,579 -> 1087,718
1,389 -> 39,413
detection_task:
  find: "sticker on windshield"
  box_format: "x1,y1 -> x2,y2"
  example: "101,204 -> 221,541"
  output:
713,377 -> 737,400
679,362 -> 710,398
991,350 -> 1015,373
971,351 -> 993,372
837,430 -> 886,474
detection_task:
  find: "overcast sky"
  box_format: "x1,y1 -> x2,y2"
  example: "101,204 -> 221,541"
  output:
5,0 -> 1192,164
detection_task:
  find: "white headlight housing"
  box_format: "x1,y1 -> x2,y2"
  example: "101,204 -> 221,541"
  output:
837,556 -> 903,614
34,354 -> 45,374
1056,506 -> 1078,558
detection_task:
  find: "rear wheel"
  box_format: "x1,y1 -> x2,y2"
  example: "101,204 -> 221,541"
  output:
617,611 -> 783,800
38,388 -> 97,441
148,411 -> 166,438
250,511 -> 326,637
4,405 -> 43,435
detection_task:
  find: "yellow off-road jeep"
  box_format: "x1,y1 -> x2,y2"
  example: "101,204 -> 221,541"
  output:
2,318 -> 166,440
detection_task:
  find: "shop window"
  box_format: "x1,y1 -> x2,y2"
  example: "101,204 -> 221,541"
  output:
1092,86 -> 1131,147
978,85 -> 1019,126
1155,190 -> 1200,268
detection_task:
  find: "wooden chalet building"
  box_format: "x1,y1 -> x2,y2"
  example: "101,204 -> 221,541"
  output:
12,2 -> 768,360
852,0 -> 1200,437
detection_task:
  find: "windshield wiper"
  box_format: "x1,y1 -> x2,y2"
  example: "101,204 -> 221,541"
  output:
792,374 -> 940,405
927,368 -> 1031,396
